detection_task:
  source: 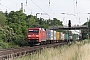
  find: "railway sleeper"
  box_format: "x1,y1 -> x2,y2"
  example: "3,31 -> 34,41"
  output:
0,41 -> 70,60
25,51 -> 30,55
0,54 -> 10,60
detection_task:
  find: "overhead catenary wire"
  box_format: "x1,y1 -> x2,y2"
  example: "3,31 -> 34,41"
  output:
0,0 -> 13,11
8,0 -> 32,14
48,0 -> 55,19
38,0 -> 54,19
39,0 -> 54,13
7,0 -> 19,10
0,4 -> 12,10
74,0 -> 81,35
73,0 -> 75,14
24,5 -> 33,15
73,0 -> 81,25
23,0 -> 32,14
76,0 -> 81,25
0,0 -> 24,12
31,0 -> 50,18
31,0 -> 45,12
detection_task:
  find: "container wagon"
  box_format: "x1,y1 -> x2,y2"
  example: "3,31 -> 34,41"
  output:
46,30 -> 57,43
46,29 -> 54,40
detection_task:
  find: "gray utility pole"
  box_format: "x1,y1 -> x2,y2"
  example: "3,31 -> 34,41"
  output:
87,18 -> 89,39
0,0 -> 1,5
21,3 -> 23,12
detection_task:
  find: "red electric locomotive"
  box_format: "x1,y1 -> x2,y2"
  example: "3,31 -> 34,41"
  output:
26,28 -> 46,46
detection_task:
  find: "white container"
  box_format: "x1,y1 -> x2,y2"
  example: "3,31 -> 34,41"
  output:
54,31 -> 56,40
62,34 -> 65,40
50,30 -> 54,40
59,32 -> 63,40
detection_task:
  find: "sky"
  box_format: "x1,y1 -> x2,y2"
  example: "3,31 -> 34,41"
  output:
0,0 -> 90,26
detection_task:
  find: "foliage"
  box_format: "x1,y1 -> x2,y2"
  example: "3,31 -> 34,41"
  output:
7,10 -> 27,34
2,26 -> 15,42
0,10 -> 63,47
81,20 -> 90,39
0,9 -> 89,48
0,11 -> 6,26
1,9 -> 89,48
26,15 -> 39,28
16,40 -> 90,60
0,25 -> 19,48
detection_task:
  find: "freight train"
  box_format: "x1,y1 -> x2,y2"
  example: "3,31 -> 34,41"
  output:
26,28 -> 73,46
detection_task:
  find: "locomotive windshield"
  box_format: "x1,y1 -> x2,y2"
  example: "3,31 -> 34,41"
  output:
28,30 -> 39,33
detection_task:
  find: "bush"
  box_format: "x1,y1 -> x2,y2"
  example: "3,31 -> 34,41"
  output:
13,35 -> 27,46
0,42 -> 6,48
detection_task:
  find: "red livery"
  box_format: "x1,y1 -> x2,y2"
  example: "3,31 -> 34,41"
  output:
26,28 -> 46,45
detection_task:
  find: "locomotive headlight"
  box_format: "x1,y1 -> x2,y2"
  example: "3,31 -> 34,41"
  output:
28,35 -> 31,37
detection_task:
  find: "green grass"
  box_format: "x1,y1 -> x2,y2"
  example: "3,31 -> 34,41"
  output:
0,41 -> 19,49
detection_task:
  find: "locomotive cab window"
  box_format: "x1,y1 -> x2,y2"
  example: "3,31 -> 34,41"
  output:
28,30 -> 39,33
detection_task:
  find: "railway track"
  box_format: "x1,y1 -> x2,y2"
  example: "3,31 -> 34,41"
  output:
0,42 -> 67,60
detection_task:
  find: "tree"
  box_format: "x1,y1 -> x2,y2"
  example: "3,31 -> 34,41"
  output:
7,10 -> 27,34
26,15 -> 39,28
6,10 -> 27,46
53,18 -> 63,26
0,11 -> 6,27
0,25 -> 16,43
81,21 -> 90,39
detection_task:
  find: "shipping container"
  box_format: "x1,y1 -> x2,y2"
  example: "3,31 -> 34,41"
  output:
56,32 -> 59,40
46,29 -> 50,40
53,30 -> 56,40
62,34 -> 65,40
50,30 -> 54,40
46,29 -> 54,40
59,32 -> 63,40
64,34 -> 68,40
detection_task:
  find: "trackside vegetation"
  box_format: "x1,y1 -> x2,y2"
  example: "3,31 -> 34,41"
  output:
16,39 -> 90,60
0,10 -> 63,48
0,10 -> 89,48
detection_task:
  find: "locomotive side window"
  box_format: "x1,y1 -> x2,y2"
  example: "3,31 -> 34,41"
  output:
28,30 -> 39,33
34,30 -> 39,33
